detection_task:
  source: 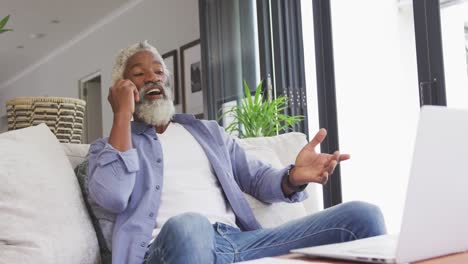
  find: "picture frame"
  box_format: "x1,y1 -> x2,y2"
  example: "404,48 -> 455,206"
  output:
180,39 -> 204,118
162,49 -> 180,105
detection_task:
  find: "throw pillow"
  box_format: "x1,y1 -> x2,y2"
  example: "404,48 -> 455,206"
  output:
0,124 -> 100,264
75,161 -> 114,264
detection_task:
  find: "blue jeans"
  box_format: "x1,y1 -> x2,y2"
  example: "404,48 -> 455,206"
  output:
144,201 -> 386,264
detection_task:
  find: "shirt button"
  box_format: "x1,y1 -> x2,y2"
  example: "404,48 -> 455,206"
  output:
156,158 -> 162,163
155,185 -> 160,190
149,212 -> 154,217
140,242 -> 146,247
153,137 -> 158,140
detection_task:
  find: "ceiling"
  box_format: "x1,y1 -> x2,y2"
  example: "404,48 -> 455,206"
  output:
0,0 -> 131,88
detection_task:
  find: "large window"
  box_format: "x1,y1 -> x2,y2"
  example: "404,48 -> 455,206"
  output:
301,0 -> 322,207
203,0 -> 450,234
440,1 -> 468,108
302,0 -> 421,233
199,0 -> 261,122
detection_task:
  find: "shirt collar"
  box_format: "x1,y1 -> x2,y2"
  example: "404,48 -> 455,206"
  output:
172,113 -> 196,124
131,121 -> 152,134
131,114 -> 197,134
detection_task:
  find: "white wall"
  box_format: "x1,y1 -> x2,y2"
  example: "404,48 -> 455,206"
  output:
0,0 -> 199,134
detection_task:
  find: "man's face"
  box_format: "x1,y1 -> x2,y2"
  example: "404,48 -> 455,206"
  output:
123,50 -> 168,100
123,50 -> 175,126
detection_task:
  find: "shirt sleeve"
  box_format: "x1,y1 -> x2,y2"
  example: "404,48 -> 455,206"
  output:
87,138 -> 140,213
218,125 -> 308,204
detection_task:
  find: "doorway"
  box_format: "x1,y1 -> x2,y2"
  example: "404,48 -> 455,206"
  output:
79,72 -> 103,144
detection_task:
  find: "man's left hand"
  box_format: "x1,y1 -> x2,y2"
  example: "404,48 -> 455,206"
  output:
289,128 -> 350,186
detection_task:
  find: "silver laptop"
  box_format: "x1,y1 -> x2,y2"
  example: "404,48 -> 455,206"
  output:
292,106 -> 468,263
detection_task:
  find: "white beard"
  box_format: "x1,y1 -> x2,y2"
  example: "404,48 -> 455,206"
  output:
134,84 -> 175,126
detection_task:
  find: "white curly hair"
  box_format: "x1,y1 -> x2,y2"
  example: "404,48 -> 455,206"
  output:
111,40 -> 170,84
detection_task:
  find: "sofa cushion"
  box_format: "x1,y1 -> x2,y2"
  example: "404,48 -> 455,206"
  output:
237,132 -> 321,214
236,132 -> 310,227
62,142 -> 90,169
0,124 -> 100,264
237,132 -> 306,166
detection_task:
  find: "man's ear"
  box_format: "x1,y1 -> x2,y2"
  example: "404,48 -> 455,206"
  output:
122,70 -> 128,80
164,77 -> 171,88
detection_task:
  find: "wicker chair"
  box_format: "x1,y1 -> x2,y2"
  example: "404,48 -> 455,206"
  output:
6,97 -> 86,143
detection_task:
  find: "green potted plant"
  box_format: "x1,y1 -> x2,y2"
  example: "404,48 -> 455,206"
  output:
0,15 -> 12,34
219,80 -> 303,138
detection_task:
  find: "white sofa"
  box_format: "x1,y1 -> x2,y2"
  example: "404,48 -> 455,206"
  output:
0,124 -> 320,264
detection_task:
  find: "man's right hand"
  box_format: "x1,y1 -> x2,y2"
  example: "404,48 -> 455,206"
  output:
107,79 -> 139,152
108,79 -> 140,118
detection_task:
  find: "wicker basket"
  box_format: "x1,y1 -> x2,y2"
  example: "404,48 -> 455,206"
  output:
6,97 -> 86,144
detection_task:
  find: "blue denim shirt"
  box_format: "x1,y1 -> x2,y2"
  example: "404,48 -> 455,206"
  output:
87,114 -> 308,264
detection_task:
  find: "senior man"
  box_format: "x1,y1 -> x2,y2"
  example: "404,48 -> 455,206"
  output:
87,41 -> 386,264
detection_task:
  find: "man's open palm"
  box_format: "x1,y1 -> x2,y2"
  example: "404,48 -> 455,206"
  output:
290,128 -> 350,186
